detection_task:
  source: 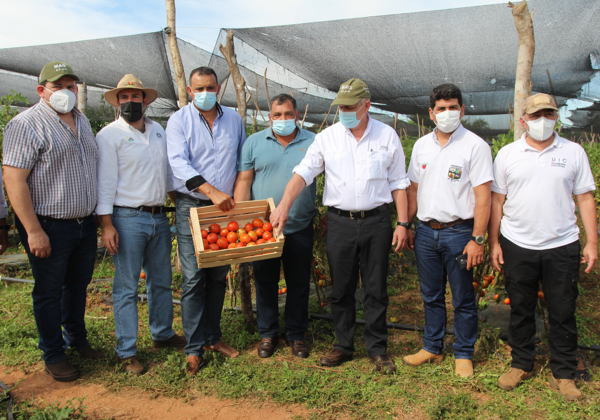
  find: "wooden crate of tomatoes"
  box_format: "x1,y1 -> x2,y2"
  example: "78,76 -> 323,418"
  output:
189,198 -> 284,268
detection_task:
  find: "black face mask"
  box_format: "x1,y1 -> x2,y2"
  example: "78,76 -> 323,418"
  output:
120,101 -> 144,123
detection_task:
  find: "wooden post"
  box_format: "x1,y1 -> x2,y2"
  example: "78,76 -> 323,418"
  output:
165,0 -> 188,107
509,0 -> 535,141
219,30 -> 247,120
264,69 -> 271,112
77,82 -> 87,115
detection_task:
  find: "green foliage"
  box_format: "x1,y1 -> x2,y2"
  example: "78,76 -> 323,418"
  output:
490,131 -> 514,160
463,118 -> 490,131
8,398 -> 86,420
428,393 -> 479,420
581,140 -> 600,206
0,90 -> 29,160
85,94 -> 115,135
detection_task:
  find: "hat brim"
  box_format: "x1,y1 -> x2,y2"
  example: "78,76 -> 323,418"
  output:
44,73 -> 80,84
331,97 -> 362,106
105,87 -> 158,108
522,105 -> 559,116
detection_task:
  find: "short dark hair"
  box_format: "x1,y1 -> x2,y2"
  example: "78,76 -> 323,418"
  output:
270,93 -> 297,111
189,67 -> 218,85
430,84 -> 463,109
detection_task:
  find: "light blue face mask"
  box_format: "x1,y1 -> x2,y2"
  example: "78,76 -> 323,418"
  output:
271,119 -> 297,136
339,103 -> 366,129
193,91 -> 217,111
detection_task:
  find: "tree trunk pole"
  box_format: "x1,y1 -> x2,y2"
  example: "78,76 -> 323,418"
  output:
165,0 -> 189,107
77,82 -> 87,115
509,0 -> 535,141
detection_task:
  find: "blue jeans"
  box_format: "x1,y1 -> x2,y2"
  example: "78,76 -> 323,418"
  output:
15,216 -> 97,365
111,207 -> 175,358
252,221 -> 313,341
414,220 -> 477,360
176,194 -> 229,357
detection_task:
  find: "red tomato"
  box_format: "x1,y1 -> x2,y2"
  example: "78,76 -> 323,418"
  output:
256,239 -> 265,245
282,287 -> 287,293
255,228 -> 264,237
228,243 -> 237,249
217,237 -> 229,249
244,223 -> 254,233
267,238 -> 277,243
201,229 -> 208,239
227,232 -> 238,243
252,218 -> 263,228
240,234 -> 251,244
209,224 -> 221,234
247,242 -> 256,246
228,221 -> 239,232
207,233 -> 218,244
220,228 -> 230,237
140,272 -> 146,279
202,239 -> 209,249
262,231 -> 273,241
504,298 -> 510,305
262,222 -> 273,232
236,242 -> 245,248
248,231 -> 258,242
209,243 -> 220,251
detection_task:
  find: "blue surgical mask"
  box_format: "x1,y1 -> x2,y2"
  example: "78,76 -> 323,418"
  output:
193,91 -> 217,111
271,119 -> 297,136
339,103 -> 366,129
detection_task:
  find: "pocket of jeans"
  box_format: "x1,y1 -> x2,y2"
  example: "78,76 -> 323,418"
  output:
39,219 -> 54,233
113,209 -> 139,218
448,224 -> 472,234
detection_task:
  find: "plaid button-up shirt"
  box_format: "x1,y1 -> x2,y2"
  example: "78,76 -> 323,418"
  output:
3,100 -> 98,219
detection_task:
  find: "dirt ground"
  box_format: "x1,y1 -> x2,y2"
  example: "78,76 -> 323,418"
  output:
0,365 -> 313,420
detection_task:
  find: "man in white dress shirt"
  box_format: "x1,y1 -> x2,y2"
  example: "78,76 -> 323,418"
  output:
96,75 -> 185,375
270,79 -> 409,373
490,93 -> 597,400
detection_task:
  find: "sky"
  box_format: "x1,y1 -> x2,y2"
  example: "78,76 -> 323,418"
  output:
1,0 -> 505,52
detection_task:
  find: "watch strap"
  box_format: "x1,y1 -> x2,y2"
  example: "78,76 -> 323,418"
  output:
398,221 -> 413,229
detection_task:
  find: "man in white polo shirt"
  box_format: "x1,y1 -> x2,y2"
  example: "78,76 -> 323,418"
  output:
270,78 -> 409,374
402,83 -> 493,378
489,93 -> 597,401
97,74 -> 186,375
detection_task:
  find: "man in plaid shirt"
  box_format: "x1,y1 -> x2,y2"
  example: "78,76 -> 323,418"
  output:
3,61 -> 105,382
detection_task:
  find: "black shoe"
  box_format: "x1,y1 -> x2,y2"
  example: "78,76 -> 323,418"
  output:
287,340 -> 309,359
368,354 -> 396,374
257,337 -> 277,358
319,349 -> 352,367
45,359 -> 79,382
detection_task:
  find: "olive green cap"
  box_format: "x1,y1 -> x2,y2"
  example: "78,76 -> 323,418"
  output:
38,61 -> 80,85
331,78 -> 371,106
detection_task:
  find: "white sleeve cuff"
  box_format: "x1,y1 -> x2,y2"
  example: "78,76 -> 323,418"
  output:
95,204 -> 114,216
389,176 -> 410,191
293,166 -> 315,187
491,184 -> 508,195
573,184 -> 596,195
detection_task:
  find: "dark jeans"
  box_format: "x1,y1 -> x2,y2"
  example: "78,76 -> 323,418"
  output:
326,209 -> 393,357
501,236 -> 580,379
15,216 -> 97,365
252,221 -> 313,341
413,220 -> 477,359
176,193 -> 229,357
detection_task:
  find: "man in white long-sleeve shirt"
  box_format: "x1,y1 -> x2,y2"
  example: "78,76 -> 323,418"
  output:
96,75 -> 186,375
270,79 -> 409,374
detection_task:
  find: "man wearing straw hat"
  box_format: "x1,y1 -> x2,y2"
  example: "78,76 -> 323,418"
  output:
166,66 -> 246,375
3,61 -> 104,382
96,74 -> 186,375
270,79 -> 410,374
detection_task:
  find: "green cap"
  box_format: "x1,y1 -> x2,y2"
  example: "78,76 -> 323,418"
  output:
331,78 -> 371,106
38,61 -> 79,85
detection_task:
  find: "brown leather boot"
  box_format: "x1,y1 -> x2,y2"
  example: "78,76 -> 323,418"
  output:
203,341 -> 240,358
319,349 -> 352,367
117,356 -> 144,375
45,359 -> 79,382
288,340 -> 309,359
186,355 -> 205,375
402,349 -> 444,367
498,368 -> 534,391
455,359 -> 474,378
78,346 -> 106,360
551,377 -> 582,401
257,337 -> 277,358
153,333 -> 187,348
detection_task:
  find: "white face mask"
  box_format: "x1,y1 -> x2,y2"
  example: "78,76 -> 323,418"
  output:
434,110 -> 461,133
43,87 -> 76,114
526,116 -> 556,141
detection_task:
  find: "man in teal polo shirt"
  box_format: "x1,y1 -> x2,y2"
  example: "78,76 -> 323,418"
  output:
234,94 -> 317,359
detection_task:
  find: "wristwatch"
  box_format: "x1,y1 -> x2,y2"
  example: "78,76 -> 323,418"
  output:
398,221 -> 413,229
471,235 -> 485,245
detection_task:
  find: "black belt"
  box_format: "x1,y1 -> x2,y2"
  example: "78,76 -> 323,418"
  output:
420,218 -> 472,230
114,205 -> 174,214
328,203 -> 389,220
37,214 -> 93,224
176,191 -> 212,206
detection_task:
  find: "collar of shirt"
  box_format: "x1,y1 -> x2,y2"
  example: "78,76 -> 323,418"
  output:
38,99 -> 85,135
341,114 -> 374,142
431,124 -> 466,147
519,132 -> 562,152
265,126 -> 306,145
115,116 -> 155,140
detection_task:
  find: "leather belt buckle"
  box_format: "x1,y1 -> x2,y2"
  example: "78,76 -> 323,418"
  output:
349,210 -> 364,220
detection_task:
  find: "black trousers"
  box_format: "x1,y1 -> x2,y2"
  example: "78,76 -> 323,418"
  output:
326,209 -> 393,357
501,236 -> 580,379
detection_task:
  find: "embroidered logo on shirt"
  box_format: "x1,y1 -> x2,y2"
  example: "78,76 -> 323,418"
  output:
448,165 -> 463,181
550,158 -> 567,168
125,137 -> 135,142
421,162 -> 429,169
156,133 -> 162,138
301,149 -> 306,151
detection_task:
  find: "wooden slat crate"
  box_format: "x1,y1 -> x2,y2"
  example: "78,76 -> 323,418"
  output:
189,198 -> 284,269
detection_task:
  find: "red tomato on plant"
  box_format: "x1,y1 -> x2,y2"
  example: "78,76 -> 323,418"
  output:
262,222 -> 273,232
228,221 -> 239,232
209,224 -> 221,234
207,233 -> 218,243
140,272 -> 146,279
252,218 -> 263,228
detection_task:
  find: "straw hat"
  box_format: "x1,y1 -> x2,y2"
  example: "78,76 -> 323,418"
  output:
105,74 -> 158,107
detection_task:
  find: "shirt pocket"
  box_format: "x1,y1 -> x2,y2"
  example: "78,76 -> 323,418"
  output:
446,159 -> 468,183
367,150 -> 393,180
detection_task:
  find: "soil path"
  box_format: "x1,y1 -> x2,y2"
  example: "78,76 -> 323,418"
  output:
1,365 -> 313,420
